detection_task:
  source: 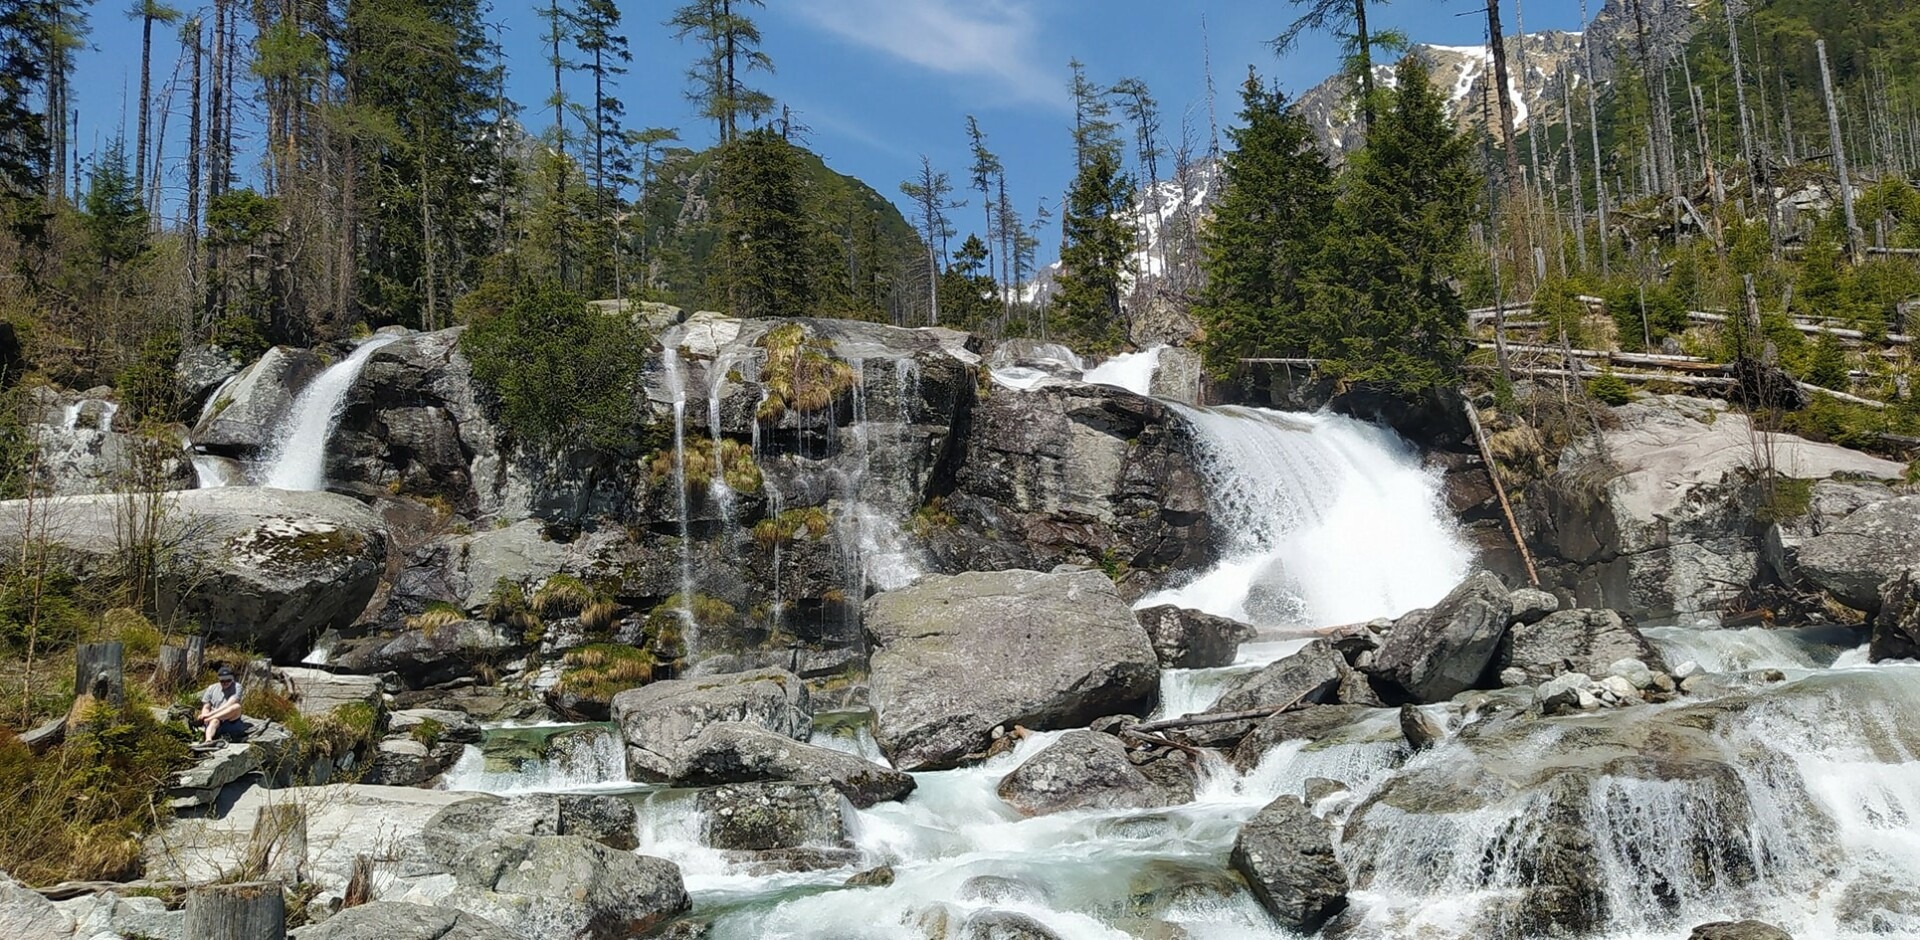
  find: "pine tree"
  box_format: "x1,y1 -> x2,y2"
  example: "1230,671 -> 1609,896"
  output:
669,0 -> 772,144
1309,57 -> 1477,393
1192,70 -> 1335,372
572,0 -> 631,297
1054,147 -> 1136,355
82,137 -> 149,270
900,156 -> 957,325
1067,59 -> 1120,171
127,1 -> 180,208
964,116 -> 1001,299
938,234 -> 998,332
711,128 -> 811,318
1275,0 -> 1399,132
0,4 -> 48,231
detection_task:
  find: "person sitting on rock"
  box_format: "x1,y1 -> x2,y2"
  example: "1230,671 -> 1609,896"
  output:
189,666 -> 247,750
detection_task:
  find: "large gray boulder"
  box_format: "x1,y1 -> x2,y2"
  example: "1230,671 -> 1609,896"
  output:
0,869 -> 74,940
0,488 -> 387,660
1366,571 -> 1511,703
1136,604 -> 1257,669
291,902 -> 514,940
611,668 -> 811,780
1498,608 -> 1666,684
1790,495 -> 1920,613
1213,639 -> 1364,715
1230,796 -> 1348,933
958,909 -> 1066,940
696,781 -> 850,851
191,346 -> 325,455
1687,921 -> 1794,940
330,619 -> 519,688
443,834 -> 688,940
675,721 -> 915,808
996,730 -> 1192,817
1525,396 -> 1905,622
863,568 -> 1160,770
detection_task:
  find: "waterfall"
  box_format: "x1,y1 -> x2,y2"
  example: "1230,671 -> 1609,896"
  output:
438,723 -> 628,795
663,348 -> 697,650
1140,405 -> 1472,629
258,334 -> 400,490
1082,345 -> 1165,396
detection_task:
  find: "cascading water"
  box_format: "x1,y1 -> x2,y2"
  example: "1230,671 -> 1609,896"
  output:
438,722 -> 629,795
258,334 -> 400,490
663,348 -> 698,649
1140,405 -> 1472,630
1081,345 -> 1165,396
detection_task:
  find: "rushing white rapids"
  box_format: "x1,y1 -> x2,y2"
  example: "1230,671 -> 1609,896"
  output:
1140,405 -> 1472,629
1081,346 -> 1165,396
258,334 -> 400,490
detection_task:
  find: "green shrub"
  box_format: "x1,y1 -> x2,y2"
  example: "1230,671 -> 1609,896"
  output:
648,437 -> 763,494
1586,371 -> 1635,406
461,280 -> 649,451
531,574 -> 599,619
755,323 -> 857,422
409,716 -> 447,749
556,644 -> 656,701
0,697 -> 191,884
114,332 -> 183,425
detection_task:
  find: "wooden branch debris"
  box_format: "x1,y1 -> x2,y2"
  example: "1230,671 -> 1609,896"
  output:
1468,364 -> 1740,387
1124,678 -> 1340,735
1687,310 -> 1914,345
1464,400 -> 1541,586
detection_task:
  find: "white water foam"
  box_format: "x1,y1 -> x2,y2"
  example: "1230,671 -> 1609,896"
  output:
1081,346 -> 1165,396
258,334 -> 401,490
438,723 -> 629,795
1139,406 -> 1472,630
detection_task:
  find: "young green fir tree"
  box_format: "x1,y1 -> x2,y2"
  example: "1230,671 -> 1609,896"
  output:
1193,69 -> 1335,373
1053,147 -> 1136,355
711,128 -> 813,318
1308,57 -> 1476,394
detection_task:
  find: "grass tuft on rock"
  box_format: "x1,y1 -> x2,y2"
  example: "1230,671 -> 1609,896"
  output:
557,644 -> 657,701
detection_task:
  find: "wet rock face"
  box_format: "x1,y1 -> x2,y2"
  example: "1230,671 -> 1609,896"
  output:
675,722 -> 915,808
862,568 -> 1160,771
1688,921 -> 1795,940
1366,571 -> 1512,703
696,781 -> 850,852
1230,795 -> 1348,933
191,345 -> 326,456
926,383 -> 1214,598
444,834 -> 688,940
1498,608 -> 1667,684
995,731 -> 1193,817
328,329 -> 508,516
1873,573 -> 1920,662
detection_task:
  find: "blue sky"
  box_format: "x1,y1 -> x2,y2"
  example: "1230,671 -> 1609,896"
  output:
70,0 -> 1589,262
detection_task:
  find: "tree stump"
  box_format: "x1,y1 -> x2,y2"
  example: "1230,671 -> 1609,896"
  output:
244,803 -> 307,881
186,635 -> 207,678
74,642 -> 125,707
183,881 -> 286,940
156,644 -> 191,694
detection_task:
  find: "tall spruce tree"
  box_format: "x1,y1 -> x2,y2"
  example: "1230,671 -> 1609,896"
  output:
571,0 -> 630,297
1309,57 -> 1476,393
964,116 -> 1000,298
0,4 -> 47,232
900,156 -> 957,325
669,0 -> 772,144
712,128 -> 811,318
1054,147 -> 1136,355
1192,70 -> 1335,372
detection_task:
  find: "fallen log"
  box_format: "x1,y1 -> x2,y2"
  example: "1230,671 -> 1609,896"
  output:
1124,678 -> 1340,735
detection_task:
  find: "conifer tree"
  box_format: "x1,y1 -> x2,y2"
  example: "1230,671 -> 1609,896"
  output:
82,137 -> 149,271
901,156 -> 957,325
669,0 -> 772,144
939,234 -> 998,332
1054,147 -> 1136,355
964,116 -> 1001,298
1309,57 -> 1477,392
0,4 -> 47,230
1275,0 -> 1398,132
128,1 -> 180,207
1193,70 -> 1335,372
712,128 -> 811,318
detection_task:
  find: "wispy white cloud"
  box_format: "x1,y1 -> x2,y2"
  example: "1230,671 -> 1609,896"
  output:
785,0 -> 1066,110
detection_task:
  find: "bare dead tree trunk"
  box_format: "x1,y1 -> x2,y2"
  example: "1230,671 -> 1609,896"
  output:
1579,0 -> 1609,275
1817,40 -> 1863,261
1487,0 -> 1524,195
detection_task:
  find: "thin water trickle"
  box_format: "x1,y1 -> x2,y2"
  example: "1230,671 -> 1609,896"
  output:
664,348 -> 698,651
259,334 -> 401,490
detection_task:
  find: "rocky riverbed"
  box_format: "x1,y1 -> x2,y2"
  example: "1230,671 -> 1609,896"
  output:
3,313 -> 1916,939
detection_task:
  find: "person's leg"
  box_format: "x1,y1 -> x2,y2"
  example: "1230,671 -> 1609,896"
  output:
208,699 -> 242,724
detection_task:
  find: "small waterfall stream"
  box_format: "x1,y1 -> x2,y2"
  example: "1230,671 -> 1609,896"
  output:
258,334 -> 400,490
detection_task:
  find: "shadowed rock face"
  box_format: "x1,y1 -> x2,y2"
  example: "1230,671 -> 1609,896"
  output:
925,382 -> 1215,600
863,568 -> 1160,771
